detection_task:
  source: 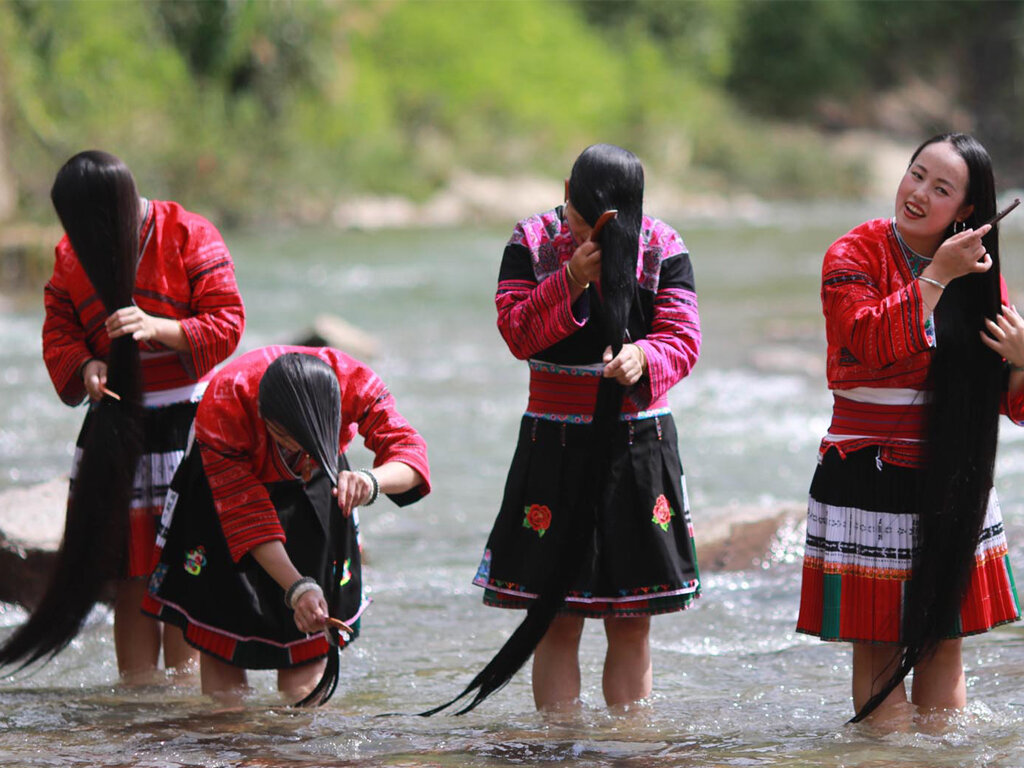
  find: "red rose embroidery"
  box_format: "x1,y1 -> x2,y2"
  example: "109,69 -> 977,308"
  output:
652,494 -> 674,532
522,504 -> 552,537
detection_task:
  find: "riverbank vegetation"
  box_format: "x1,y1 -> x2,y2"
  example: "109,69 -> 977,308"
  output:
0,0 -> 1020,226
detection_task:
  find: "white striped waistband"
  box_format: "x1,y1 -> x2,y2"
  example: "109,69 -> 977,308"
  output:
143,381 -> 208,408
832,386 -> 931,406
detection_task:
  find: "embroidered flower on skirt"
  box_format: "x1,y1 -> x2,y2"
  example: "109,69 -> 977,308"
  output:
184,546 -> 207,576
652,494 -> 674,531
522,504 -> 552,537
337,558 -> 352,587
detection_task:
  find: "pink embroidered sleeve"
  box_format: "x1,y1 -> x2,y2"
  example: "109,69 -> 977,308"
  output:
495,254 -> 585,360
629,225 -> 701,404
634,286 -> 701,405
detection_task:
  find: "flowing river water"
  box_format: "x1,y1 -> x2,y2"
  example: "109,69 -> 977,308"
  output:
3,211 -> 1024,766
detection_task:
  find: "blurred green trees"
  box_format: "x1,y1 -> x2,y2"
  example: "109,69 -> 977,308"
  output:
0,0 -> 1020,224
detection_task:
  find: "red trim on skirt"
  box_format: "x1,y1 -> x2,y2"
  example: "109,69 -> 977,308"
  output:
798,552 -> 1020,643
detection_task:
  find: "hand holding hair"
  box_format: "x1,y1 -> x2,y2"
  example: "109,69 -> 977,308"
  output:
81,358 -> 109,401
567,240 -> 602,289
292,587 -> 329,634
106,306 -> 188,351
927,223 -> 993,285
980,304 -> 1024,375
602,343 -> 646,386
332,469 -> 377,517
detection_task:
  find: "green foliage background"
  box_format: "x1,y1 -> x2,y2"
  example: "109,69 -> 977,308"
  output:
1,0 -> 1021,224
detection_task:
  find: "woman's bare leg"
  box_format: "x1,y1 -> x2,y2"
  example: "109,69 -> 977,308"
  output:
851,642 -> 910,724
911,638 -> 966,711
532,614 -> 585,710
278,658 -> 328,702
200,653 -> 248,705
162,624 -> 199,675
602,616 -> 652,707
113,578 -> 160,683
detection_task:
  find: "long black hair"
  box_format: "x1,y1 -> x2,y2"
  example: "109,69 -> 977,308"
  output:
259,351 -> 344,707
259,352 -> 342,487
421,144 -> 645,715
852,133 -> 1002,722
0,151 -> 143,670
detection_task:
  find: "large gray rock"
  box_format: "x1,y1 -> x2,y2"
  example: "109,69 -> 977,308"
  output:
0,478 -> 67,610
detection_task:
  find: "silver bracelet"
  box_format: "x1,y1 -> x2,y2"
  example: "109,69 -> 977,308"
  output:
918,276 -> 947,291
357,469 -> 380,506
284,576 -> 321,609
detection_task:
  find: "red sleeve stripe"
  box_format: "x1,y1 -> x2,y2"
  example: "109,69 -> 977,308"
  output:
200,447 -> 285,562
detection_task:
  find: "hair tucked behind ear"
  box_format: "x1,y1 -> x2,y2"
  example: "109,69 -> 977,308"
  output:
0,151 -> 142,670
258,352 -> 342,487
852,133 -> 1002,722
420,144 -> 645,715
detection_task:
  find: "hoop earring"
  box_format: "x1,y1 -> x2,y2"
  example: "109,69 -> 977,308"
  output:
953,219 -> 966,234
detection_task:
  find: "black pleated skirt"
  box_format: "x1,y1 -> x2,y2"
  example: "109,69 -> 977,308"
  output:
144,444 -> 365,668
473,413 -> 700,617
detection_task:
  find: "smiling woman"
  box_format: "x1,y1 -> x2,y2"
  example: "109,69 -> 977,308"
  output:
894,141 -> 982,257
796,133 -> 1024,725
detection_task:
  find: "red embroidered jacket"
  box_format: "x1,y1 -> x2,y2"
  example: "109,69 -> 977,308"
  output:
194,345 -> 431,562
496,207 -> 700,413
42,200 -> 245,404
822,217 -> 1024,443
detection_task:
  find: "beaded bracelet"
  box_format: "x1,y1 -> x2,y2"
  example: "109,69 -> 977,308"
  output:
357,469 -> 380,506
284,576 -> 322,609
918,276 -> 947,291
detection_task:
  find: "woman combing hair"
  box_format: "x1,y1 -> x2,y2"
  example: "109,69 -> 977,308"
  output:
427,143 -> 702,714
796,133 -> 1023,725
0,150 -> 244,681
144,346 -> 430,706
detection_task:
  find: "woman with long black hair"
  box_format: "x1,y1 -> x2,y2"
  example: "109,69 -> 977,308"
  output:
0,151 -> 244,682
435,144 -> 701,714
797,133 -> 1024,724
143,346 -> 430,705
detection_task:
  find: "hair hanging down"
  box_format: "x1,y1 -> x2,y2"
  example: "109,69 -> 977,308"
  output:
259,353 -> 342,487
0,151 -> 142,671
421,144 -> 645,715
259,351 -> 344,706
852,133 -> 1003,722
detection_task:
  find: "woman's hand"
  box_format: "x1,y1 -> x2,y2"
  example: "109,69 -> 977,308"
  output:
81,358 -> 109,401
981,304 -> 1024,369
602,343 -> 647,386
332,470 -> 375,517
567,241 -> 601,288
292,587 -> 328,634
924,224 -> 993,286
105,306 -> 187,350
